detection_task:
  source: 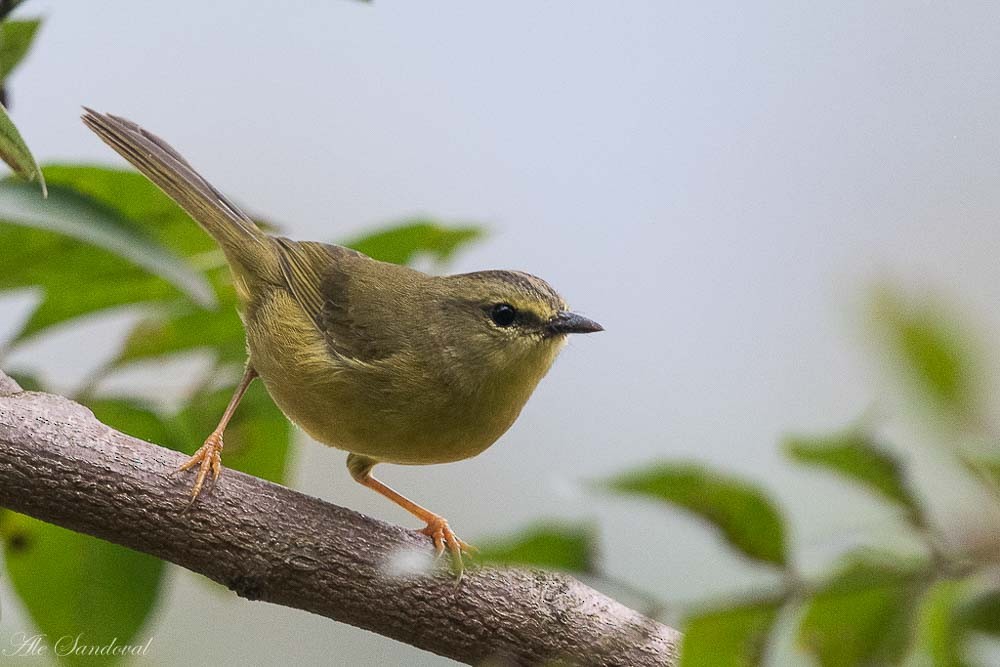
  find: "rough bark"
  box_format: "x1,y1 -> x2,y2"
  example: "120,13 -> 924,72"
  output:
0,370 -> 679,666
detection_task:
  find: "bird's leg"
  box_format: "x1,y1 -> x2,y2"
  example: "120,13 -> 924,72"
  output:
347,454 -> 476,577
175,364 -> 258,505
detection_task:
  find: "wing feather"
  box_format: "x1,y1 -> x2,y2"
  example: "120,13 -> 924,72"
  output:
273,238 -> 408,362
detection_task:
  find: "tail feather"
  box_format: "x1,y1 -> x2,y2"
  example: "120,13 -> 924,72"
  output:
81,108 -> 280,282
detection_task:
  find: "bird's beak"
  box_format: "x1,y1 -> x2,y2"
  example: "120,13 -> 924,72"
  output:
546,311 -> 604,336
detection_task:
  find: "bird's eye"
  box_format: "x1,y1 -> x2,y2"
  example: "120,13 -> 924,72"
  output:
490,303 -> 517,327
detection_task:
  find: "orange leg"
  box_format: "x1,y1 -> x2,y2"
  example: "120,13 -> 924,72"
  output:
175,364 -> 257,505
348,453 -> 476,577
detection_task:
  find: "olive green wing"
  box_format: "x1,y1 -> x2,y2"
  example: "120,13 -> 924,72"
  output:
272,238 -> 399,362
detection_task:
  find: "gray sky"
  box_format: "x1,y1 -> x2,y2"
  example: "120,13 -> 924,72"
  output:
3,1 -> 1000,664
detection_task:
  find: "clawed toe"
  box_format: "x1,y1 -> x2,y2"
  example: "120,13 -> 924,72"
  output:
174,431 -> 224,506
420,515 -> 476,580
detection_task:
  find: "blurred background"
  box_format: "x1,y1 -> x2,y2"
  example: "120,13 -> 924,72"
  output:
2,1 -> 1000,665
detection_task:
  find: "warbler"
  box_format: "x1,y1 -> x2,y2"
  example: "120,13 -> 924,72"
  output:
82,109 -> 603,574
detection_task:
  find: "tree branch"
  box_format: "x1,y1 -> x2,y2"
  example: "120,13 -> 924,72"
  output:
0,370 -> 679,666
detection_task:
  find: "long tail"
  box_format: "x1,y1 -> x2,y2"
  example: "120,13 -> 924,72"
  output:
81,108 -> 281,283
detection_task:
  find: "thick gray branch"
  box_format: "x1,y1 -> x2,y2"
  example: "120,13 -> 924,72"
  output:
0,370 -> 678,666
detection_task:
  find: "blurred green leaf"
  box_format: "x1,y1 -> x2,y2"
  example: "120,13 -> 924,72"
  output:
171,380 -> 291,484
910,579 -> 971,667
798,553 -> 925,667
872,288 -> 975,416
680,599 -> 782,667
0,221 -> 179,340
957,455 -> 1000,502
475,521 -> 597,573
112,269 -> 246,367
43,165 -> 244,362
42,165 -> 219,257
957,589 -> 1000,636
0,180 -> 214,307
345,219 -> 484,265
85,397 -> 182,450
785,429 -> 923,524
2,512 -> 163,666
0,166 -> 224,342
0,19 -> 42,82
603,462 -> 787,566
972,458 -> 1000,489
4,369 -> 42,391
0,104 -> 44,194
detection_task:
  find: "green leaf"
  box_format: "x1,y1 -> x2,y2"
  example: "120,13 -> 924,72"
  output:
969,457 -> 1000,490
785,429 -> 923,524
0,220 -> 181,340
2,512 -> 163,666
680,599 -> 782,667
957,589 -> 1000,636
911,579 -> 971,667
41,165 -> 221,257
113,299 -> 246,366
0,164 -> 236,345
0,103 -> 44,194
0,19 -> 42,82
0,165 -> 230,343
345,219 -> 484,265
603,462 -> 788,566
797,553 -> 925,667
475,521 -> 597,573
111,269 -> 247,367
84,397 -> 183,451
4,369 -> 43,391
0,180 -> 214,309
872,288 -> 975,415
171,380 -> 291,484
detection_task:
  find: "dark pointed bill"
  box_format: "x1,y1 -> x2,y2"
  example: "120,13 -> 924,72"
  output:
546,311 -> 604,336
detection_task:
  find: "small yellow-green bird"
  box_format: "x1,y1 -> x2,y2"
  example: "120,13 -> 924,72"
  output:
82,109 -> 602,573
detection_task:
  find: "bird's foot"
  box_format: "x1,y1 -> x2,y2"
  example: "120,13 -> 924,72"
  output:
172,431 -> 224,507
420,515 -> 477,580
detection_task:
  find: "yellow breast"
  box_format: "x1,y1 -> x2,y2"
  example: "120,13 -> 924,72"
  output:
243,288 -> 562,465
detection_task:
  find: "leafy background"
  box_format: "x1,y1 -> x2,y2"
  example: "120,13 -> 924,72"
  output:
2,1 -> 1000,665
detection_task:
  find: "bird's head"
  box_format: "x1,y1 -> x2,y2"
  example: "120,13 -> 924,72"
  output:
434,269 -> 602,378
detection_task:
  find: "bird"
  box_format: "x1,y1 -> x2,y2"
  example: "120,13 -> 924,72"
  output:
81,108 -> 603,575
